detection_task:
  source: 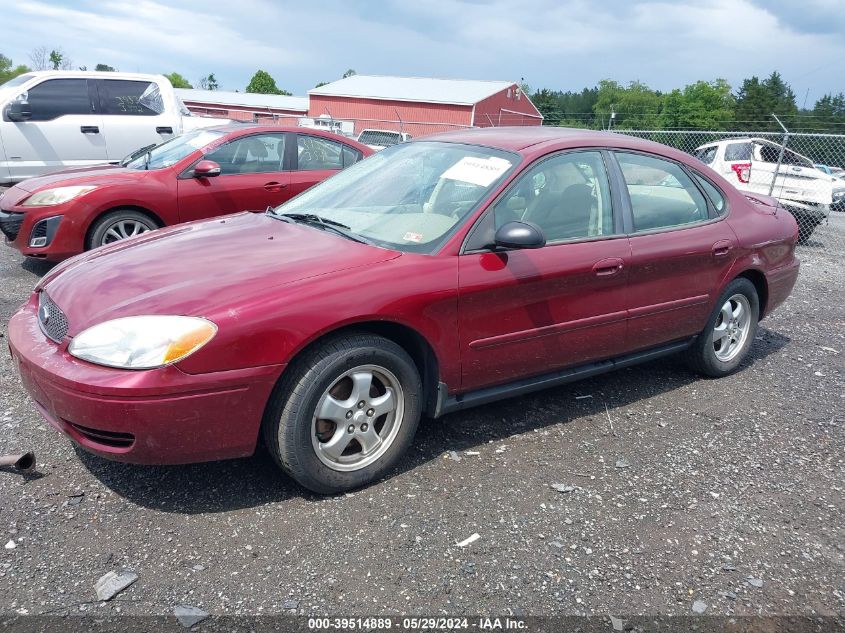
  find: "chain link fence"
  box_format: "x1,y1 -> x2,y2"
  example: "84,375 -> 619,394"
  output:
195,106 -> 845,254
612,129 -> 845,253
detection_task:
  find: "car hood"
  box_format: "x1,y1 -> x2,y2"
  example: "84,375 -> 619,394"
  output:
14,165 -> 149,193
39,212 -> 400,335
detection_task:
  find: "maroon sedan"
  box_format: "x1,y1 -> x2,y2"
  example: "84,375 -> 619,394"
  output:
0,125 -> 371,261
7,127 -> 799,493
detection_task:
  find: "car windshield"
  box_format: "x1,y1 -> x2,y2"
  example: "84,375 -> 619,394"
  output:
271,141 -> 519,253
124,129 -> 226,170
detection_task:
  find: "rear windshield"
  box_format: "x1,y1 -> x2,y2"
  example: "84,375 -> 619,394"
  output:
358,130 -> 402,147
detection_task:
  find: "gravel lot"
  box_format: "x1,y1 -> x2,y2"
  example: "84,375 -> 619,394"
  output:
0,221 -> 843,619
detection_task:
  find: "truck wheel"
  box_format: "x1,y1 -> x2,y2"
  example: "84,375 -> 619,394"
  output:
687,278 -> 759,378
87,209 -> 158,250
262,334 -> 422,494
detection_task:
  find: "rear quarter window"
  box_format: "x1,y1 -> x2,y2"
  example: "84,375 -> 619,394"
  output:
694,146 -> 717,165
693,173 -> 727,216
725,142 -> 752,161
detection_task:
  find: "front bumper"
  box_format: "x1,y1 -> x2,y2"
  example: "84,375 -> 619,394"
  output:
7,294 -> 284,464
1,198 -> 84,261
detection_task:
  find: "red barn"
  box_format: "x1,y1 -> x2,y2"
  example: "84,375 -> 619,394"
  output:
175,89 -> 309,125
308,75 -> 543,138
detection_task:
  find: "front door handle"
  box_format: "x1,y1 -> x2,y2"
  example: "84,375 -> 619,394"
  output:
156,126 -> 173,134
712,240 -> 732,258
592,257 -> 624,277
80,126 -> 100,134
263,181 -> 287,192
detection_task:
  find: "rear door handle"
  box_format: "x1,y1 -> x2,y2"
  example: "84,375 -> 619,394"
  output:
263,181 -> 287,192
712,240 -> 732,258
592,257 -> 624,277
80,126 -> 99,134
156,126 -> 173,134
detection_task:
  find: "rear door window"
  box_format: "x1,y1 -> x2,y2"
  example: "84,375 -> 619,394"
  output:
296,135 -> 344,171
99,80 -> 164,116
616,152 -> 709,232
25,79 -> 92,121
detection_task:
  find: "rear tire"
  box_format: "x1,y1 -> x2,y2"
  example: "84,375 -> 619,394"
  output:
262,334 -> 422,494
687,278 -> 759,377
87,209 -> 158,250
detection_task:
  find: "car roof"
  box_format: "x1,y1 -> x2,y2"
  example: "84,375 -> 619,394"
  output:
201,124 -> 371,151
419,126 -> 698,162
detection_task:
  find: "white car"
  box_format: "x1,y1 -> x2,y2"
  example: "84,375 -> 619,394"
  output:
694,137 -> 845,242
356,129 -> 412,151
0,71 -> 226,183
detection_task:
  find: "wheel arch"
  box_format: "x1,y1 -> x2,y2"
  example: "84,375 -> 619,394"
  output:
84,205 -> 165,248
280,320 -> 442,418
735,269 -> 769,318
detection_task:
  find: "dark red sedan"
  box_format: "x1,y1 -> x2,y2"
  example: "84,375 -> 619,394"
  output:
7,127 -> 800,493
0,125 -> 371,261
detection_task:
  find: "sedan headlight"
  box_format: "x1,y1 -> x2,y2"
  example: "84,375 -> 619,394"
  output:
68,316 -> 217,369
22,186 -> 98,207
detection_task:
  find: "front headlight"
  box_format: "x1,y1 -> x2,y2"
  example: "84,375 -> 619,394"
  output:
22,186 -> 98,207
68,316 -> 217,369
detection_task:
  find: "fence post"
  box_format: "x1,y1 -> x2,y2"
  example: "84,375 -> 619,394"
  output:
768,114 -> 790,197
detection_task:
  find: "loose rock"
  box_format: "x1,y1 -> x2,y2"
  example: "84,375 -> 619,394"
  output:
174,604 -> 209,628
94,570 -> 138,601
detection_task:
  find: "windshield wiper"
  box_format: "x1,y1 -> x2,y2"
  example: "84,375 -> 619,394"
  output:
270,211 -> 373,245
121,143 -> 156,167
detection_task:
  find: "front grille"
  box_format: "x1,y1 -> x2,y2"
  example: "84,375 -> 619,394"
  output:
0,210 -> 24,241
66,421 -> 135,448
37,292 -> 69,343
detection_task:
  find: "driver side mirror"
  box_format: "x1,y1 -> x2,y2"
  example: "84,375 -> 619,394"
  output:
494,221 -> 546,250
194,160 -> 221,178
6,100 -> 32,122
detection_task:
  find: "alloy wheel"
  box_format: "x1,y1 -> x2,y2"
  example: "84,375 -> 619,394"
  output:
311,364 -> 404,472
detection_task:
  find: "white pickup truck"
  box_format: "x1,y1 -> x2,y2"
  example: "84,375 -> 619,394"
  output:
0,70 -> 226,184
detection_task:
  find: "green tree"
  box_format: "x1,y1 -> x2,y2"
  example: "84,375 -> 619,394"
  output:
594,80 -> 662,129
164,72 -> 193,89
659,79 -> 735,129
94,63 -> 116,72
734,71 -> 798,130
342,68 -> 356,79
245,69 -> 291,95
49,49 -> 63,70
198,73 -> 219,90
531,87 -> 599,128
314,81 -> 328,88
0,54 -> 31,84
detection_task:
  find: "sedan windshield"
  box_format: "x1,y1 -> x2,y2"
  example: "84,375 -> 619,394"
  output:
272,141 -> 518,253
124,129 -> 226,170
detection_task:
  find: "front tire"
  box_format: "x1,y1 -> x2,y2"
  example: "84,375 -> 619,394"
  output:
687,278 -> 759,377
87,209 -> 158,250
263,334 -> 422,494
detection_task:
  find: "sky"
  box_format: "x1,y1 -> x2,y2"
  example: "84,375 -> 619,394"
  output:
3,0 -> 844,107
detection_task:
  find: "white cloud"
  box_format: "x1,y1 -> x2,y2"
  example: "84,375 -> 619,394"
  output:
2,0 -> 843,102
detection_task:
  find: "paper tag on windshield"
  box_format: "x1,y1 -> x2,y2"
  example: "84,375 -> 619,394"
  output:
441,156 -> 511,187
403,231 -> 423,243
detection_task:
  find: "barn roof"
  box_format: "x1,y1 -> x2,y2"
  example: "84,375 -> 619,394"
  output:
308,75 -> 517,106
175,89 -> 309,112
